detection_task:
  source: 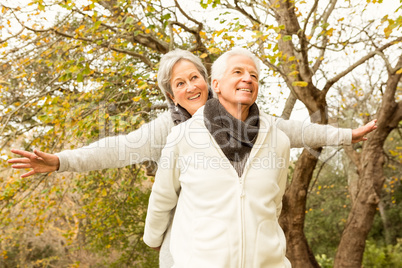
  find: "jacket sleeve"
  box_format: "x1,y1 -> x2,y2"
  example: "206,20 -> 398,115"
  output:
274,118 -> 352,148
143,127 -> 182,248
56,111 -> 173,172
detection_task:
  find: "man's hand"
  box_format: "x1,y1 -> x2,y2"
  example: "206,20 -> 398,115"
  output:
8,149 -> 60,178
352,119 -> 377,143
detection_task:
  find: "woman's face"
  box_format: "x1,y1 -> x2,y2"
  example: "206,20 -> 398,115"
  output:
168,60 -> 209,115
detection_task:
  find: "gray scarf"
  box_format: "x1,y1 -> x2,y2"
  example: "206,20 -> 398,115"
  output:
203,98 -> 260,177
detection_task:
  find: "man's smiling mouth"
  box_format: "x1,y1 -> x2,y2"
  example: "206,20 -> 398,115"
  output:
237,88 -> 251,93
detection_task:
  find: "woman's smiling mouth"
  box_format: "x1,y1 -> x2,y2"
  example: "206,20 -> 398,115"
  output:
188,93 -> 201,100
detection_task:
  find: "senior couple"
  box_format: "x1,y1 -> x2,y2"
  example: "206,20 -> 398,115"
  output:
9,48 -> 377,267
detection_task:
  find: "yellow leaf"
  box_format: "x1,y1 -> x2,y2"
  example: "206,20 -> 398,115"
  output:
396,68 -> 402,74
132,96 -> 141,102
101,188 -> 107,196
292,81 -> 308,87
288,71 -> 299,76
200,53 -> 208,59
145,29 -> 150,34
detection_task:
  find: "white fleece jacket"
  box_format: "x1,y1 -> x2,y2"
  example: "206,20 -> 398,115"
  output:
55,108 -> 352,267
144,107 -> 291,267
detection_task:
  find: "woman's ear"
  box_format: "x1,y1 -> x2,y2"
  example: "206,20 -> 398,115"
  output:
166,92 -> 176,104
212,79 -> 220,94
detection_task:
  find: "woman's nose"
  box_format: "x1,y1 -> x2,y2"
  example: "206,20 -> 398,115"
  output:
186,83 -> 196,92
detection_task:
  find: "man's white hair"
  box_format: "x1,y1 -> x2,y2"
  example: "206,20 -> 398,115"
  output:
211,47 -> 261,83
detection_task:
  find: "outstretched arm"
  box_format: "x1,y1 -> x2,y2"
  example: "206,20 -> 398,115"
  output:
351,119 -> 377,143
8,111 -> 173,177
8,149 -> 60,178
275,117 -> 377,148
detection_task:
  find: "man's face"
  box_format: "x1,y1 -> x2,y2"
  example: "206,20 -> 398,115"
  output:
212,55 -> 259,113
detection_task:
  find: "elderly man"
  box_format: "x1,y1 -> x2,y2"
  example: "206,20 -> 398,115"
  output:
144,48 -> 293,267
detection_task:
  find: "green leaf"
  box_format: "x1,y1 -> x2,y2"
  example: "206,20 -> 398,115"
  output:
77,73 -> 83,83
125,17 -> 134,25
283,35 -> 292,41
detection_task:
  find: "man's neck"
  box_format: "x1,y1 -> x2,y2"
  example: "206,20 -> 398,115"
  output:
219,102 -> 250,121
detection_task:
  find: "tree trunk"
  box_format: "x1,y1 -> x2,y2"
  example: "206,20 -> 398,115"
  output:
334,60 -> 402,267
279,149 -> 321,268
334,140 -> 385,267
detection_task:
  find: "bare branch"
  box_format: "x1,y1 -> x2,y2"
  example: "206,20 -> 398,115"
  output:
374,51 -> 393,74
303,0 -> 319,36
311,0 -> 337,73
174,0 -> 203,28
0,28 -> 24,44
224,0 -> 262,25
322,37 -> 402,95
280,92 -> 297,120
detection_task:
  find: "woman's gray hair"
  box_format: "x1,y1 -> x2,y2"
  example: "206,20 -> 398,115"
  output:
157,49 -> 209,104
211,47 -> 260,83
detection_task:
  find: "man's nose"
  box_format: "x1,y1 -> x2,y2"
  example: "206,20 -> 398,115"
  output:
242,72 -> 252,82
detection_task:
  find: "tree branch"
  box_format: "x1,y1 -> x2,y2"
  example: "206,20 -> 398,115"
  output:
174,0 -> 203,28
280,92 -> 297,120
311,1 -> 337,73
322,37 -> 402,95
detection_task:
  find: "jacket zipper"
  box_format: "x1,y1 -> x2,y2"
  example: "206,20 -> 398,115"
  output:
239,176 -> 246,268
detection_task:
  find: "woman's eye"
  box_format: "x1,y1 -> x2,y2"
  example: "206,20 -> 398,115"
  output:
177,82 -> 184,87
191,75 -> 198,80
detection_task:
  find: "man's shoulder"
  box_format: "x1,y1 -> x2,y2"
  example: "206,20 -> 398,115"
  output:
259,111 -> 290,147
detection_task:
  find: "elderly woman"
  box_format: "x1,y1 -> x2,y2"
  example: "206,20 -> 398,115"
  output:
143,48 -> 292,267
9,49 -> 376,267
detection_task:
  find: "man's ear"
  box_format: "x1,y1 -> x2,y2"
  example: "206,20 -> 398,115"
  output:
166,92 -> 176,104
212,79 -> 220,94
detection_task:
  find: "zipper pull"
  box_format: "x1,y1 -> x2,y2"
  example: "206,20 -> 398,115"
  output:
240,182 -> 245,198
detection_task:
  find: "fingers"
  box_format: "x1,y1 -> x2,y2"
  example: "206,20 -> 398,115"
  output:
7,158 -> 31,164
11,149 -> 40,160
33,149 -> 46,158
21,170 -> 36,178
10,149 -> 32,158
10,164 -> 32,169
366,121 -> 377,133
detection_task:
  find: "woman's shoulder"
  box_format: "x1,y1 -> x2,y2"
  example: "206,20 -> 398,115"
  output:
167,106 -> 207,142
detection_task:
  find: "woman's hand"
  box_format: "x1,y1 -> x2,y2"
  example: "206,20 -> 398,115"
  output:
352,119 -> 377,143
8,149 -> 60,178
